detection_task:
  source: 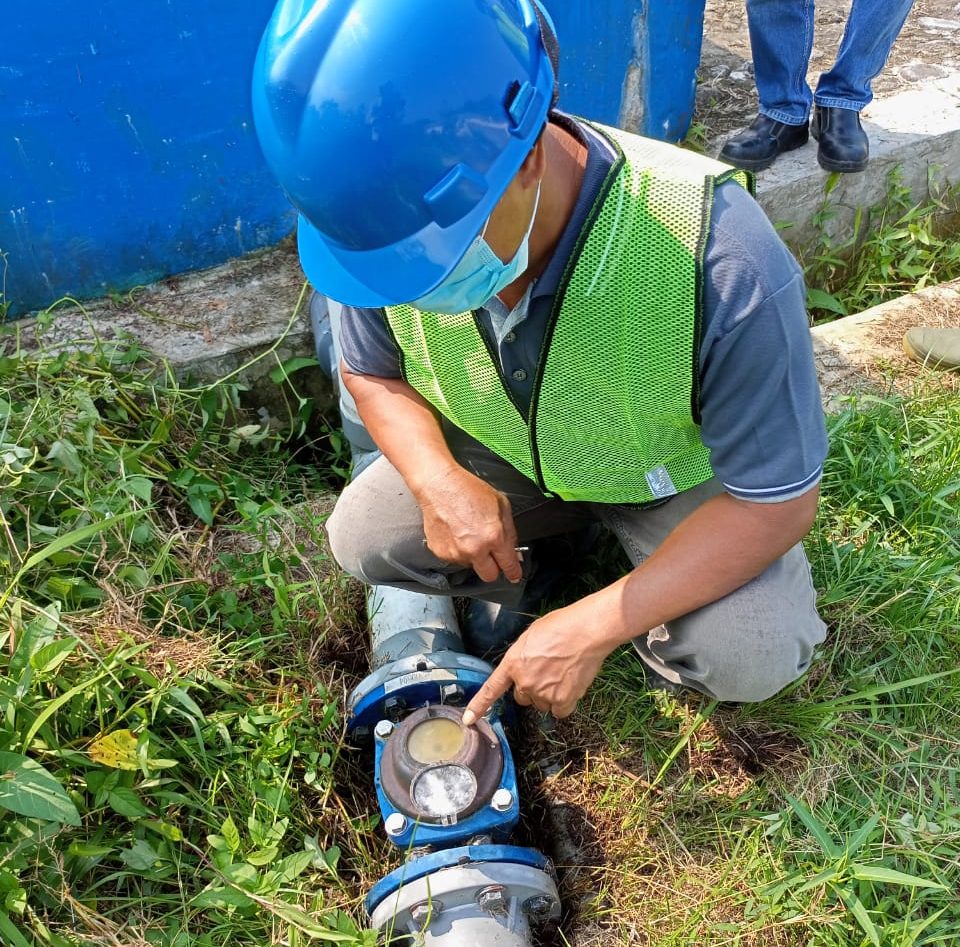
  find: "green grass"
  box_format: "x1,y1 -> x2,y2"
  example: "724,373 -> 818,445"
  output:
0,327 -> 381,945
796,169 -> 960,323
2,315 -> 959,945
539,384 -> 960,945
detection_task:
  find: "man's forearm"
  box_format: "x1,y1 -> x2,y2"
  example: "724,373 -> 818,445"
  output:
341,364 -> 460,498
579,488 -> 820,650
342,364 -> 524,580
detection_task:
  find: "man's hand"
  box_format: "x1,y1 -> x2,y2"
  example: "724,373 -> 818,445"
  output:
418,466 -> 523,583
461,600 -> 614,724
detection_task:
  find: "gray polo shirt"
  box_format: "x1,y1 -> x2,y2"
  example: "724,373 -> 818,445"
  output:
336,115 -> 828,504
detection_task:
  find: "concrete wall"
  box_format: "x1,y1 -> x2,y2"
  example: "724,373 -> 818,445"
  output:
548,1 -> 706,139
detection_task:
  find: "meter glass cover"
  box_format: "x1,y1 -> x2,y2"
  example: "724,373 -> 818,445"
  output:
411,764 -> 478,818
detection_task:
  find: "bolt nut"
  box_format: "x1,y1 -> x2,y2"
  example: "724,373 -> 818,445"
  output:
384,813 -> 408,837
349,725 -> 370,744
409,899 -> 442,926
523,894 -> 556,919
491,788 -> 514,812
476,885 -> 507,915
439,682 -> 466,706
383,696 -> 407,722
374,719 -> 394,740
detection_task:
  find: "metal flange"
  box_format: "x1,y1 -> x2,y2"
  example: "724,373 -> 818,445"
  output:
368,854 -> 560,944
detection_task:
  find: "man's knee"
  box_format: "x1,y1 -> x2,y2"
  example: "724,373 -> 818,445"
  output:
687,626 -> 823,703
702,649 -> 810,703
324,494 -> 366,579
641,605 -> 826,703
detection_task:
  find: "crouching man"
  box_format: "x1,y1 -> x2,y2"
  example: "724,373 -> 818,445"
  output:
252,0 -> 828,722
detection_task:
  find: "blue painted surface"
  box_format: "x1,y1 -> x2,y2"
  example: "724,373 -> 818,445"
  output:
1,0 -> 705,318
0,2 -> 296,317
548,0 -> 706,140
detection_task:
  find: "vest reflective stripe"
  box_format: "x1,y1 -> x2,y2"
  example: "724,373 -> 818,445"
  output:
384,123 -> 752,503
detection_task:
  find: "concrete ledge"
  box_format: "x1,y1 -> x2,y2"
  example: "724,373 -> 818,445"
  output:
811,277 -> 960,407
1,240 -> 335,420
754,73 -> 960,248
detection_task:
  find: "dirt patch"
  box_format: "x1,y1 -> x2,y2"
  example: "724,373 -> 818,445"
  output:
518,699 -> 812,944
699,0 -> 960,148
813,278 -> 960,402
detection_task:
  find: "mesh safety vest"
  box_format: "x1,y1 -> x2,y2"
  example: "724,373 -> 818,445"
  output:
383,122 -> 753,504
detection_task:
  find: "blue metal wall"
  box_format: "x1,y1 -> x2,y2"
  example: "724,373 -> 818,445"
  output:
1,2 -> 295,317
1,1 -> 706,318
549,0 -> 707,138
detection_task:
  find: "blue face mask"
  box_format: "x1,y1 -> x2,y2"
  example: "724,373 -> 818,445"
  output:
414,185 -> 541,314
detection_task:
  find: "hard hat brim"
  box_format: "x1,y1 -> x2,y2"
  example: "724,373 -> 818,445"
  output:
297,209 -> 486,309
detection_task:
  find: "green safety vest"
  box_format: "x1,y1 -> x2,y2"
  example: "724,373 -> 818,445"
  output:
384,122 -> 753,504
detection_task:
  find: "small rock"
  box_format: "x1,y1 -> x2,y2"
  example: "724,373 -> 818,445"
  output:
919,16 -> 960,31
897,62 -> 952,82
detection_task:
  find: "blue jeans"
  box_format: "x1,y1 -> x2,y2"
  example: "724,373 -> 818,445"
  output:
745,0 -> 915,125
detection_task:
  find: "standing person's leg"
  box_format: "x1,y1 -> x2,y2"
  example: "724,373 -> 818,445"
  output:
746,0 -> 816,124
592,479 -> 826,703
811,0 -> 915,171
719,0 -> 816,171
815,0 -> 915,110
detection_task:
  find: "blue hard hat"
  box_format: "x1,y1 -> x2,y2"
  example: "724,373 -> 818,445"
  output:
252,0 -> 557,307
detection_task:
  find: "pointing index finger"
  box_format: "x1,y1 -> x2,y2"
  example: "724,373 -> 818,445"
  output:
462,662 -> 514,726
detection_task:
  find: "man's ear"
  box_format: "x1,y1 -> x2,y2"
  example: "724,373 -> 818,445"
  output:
517,131 -> 547,188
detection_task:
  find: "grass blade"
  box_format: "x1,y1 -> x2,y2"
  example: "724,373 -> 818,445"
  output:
786,795 -> 841,858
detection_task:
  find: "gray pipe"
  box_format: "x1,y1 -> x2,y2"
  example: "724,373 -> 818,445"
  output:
316,292 -> 548,947
367,586 -> 464,668
369,860 -> 559,946
417,908 -> 533,947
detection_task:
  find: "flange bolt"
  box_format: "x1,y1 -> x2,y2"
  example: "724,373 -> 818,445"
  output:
477,885 -> 507,915
440,682 -> 466,706
374,719 -> 394,740
384,696 -> 407,722
385,813 -> 408,837
409,899 -> 442,926
523,894 -> 557,919
491,788 -> 514,812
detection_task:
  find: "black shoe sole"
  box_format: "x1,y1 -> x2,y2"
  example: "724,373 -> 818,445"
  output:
719,135 -> 809,172
816,153 -> 868,173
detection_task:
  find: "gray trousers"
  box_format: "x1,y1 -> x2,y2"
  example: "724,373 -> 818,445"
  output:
326,431 -> 827,704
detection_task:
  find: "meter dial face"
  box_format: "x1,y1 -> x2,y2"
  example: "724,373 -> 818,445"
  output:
407,717 -> 466,764
411,764 -> 478,818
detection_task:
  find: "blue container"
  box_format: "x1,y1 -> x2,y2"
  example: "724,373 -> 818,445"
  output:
0,2 -> 295,317
1,0 -> 706,318
548,0 -> 707,138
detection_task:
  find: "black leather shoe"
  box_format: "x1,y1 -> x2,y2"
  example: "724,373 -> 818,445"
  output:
811,106 -> 869,173
462,525 -> 601,660
718,113 -> 809,171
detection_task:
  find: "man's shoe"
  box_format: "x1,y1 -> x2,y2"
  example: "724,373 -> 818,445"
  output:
462,525 -> 601,660
811,106 -> 869,173
718,114 -> 809,172
903,328 -> 960,371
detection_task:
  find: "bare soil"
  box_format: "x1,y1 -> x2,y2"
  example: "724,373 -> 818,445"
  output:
699,0 -> 960,148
